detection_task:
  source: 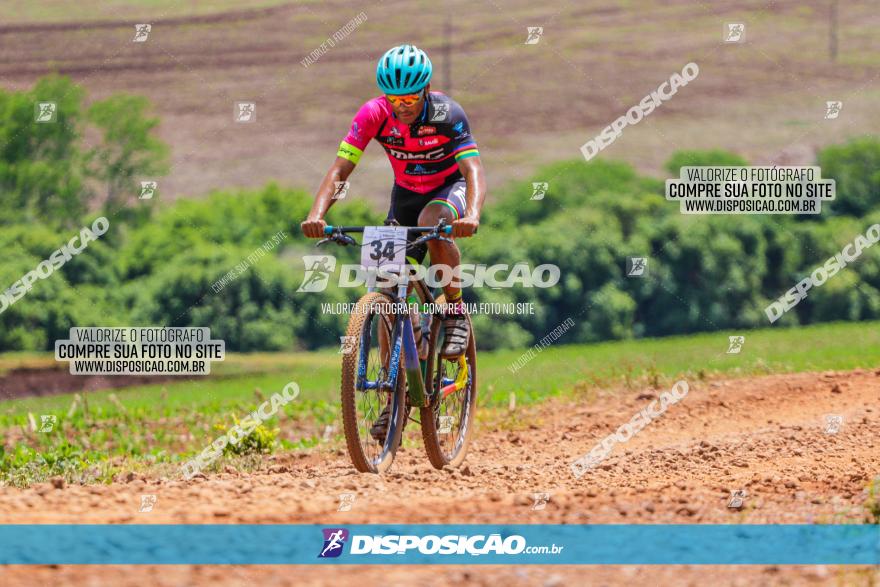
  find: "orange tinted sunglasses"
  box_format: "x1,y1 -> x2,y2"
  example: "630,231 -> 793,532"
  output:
385,91 -> 423,106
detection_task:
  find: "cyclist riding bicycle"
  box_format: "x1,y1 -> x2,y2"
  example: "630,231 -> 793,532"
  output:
302,44 -> 487,360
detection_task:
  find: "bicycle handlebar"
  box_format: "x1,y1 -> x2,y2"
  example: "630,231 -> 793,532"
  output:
323,225 -> 454,235
317,221 -> 477,249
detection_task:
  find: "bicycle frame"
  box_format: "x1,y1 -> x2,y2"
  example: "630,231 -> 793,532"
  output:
359,276 -> 430,407
323,223 -> 463,410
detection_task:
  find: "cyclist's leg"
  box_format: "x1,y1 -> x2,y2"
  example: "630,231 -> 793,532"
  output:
416,181 -> 465,300
417,180 -> 469,358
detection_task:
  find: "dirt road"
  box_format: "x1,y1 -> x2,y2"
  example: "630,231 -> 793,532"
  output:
1,368 -> 878,585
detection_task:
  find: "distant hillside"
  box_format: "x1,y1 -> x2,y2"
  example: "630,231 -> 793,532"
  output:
1,0 -> 878,206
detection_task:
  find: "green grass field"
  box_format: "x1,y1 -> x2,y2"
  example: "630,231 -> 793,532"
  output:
1,320 -> 878,487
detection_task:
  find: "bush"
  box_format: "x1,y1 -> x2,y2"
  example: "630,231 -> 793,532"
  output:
218,417 -> 279,456
818,137 -> 880,217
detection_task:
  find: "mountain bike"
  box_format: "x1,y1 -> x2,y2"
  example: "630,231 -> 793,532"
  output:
317,220 -> 477,473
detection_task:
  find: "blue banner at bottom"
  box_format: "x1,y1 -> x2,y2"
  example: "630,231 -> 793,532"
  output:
0,525 -> 877,565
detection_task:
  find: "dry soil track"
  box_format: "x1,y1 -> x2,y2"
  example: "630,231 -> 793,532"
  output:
1,368 -> 878,586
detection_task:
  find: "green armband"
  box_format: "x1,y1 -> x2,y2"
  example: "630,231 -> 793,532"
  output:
337,141 -> 363,164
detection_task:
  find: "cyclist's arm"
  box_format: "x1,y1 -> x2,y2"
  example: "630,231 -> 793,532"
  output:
302,99 -> 382,238
458,155 -> 486,220
445,100 -> 484,237
303,157 -> 356,237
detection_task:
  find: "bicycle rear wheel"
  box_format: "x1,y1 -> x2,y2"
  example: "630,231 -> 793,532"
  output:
420,295 -> 477,469
341,292 -> 406,473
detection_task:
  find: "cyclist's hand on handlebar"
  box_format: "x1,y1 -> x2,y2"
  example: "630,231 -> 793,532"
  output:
301,218 -> 327,239
451,216 -> 479,238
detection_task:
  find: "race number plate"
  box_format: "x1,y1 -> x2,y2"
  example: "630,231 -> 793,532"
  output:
360,226 -> 408,270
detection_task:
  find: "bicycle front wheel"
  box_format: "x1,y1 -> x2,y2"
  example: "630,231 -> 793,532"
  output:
341,292 -> 406,473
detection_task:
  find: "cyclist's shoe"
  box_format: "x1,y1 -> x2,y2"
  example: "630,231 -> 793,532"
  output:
440,313 -> 470,359
370,402 -> 409,444
370,404 -> 391,444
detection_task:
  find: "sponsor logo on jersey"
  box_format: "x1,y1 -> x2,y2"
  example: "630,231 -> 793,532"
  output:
416,125 -> 436,136
350,122 -> 361,140
389,126 -> 401,137
388,147 -> 445,161
453,121 -> 465,133
408,164 -> 431,175
419,137 -> 440,147
382,136 -> 405,147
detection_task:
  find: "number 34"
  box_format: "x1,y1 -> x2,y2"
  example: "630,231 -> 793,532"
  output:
369,240 -> 396,261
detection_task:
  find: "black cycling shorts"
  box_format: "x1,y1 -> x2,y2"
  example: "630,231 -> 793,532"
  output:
386,178 -> 467,263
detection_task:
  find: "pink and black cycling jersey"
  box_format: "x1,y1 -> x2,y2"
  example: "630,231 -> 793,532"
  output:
337,91 -> 480,194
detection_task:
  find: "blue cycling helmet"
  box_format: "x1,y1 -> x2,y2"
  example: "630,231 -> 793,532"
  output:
376,44 -> 433,94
